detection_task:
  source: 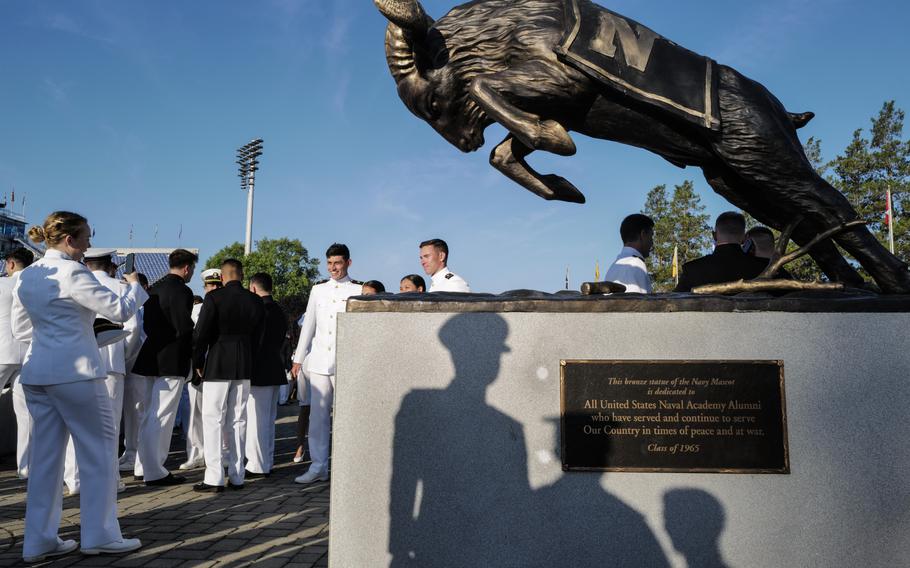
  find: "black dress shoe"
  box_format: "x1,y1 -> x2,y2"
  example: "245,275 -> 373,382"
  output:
244,471 -> 270,479
193,482 -> 225,493
227,482 -> 244,490
145,473 -> 186,486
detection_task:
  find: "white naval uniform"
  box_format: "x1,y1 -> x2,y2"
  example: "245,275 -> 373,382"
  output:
293,276 -> 362,475
0,273 -> 30,478
11,249 -> 147,559
603,246 -> 652,294
119,306 -> 146,469
64,271 -> 136,493
429,267 -> 471,293
184,302 -> 205,465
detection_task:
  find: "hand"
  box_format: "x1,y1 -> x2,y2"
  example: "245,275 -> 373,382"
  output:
124,272 -> 139,284
291,362 -> 301,379
195,368 -> 203,378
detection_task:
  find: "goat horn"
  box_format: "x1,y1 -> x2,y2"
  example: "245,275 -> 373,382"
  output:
374,0 -> 431,36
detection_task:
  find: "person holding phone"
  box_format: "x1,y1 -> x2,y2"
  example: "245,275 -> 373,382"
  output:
11,211 -> 147,561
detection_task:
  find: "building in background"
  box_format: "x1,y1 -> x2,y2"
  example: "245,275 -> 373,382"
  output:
0,205 -> 39,259
114,248 -> 200,285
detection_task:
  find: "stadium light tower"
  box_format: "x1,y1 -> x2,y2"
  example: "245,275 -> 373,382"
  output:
236,138 -> 263,255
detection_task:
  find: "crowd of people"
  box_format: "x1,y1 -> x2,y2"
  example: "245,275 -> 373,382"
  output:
0,211 -> 475,562
2,207 -> 789,561
603,211 -> 790,293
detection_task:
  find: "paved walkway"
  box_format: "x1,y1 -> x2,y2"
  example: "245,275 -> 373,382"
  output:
0,406 -> 331,567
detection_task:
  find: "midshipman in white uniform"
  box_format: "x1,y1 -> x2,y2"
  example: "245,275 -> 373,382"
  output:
13,211 -> 145,561
292,243 -> 362,484
0,248 -> 35,479
420,238 -> 471,292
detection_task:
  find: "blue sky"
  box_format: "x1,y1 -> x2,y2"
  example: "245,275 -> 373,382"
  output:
2,0 -> 909,294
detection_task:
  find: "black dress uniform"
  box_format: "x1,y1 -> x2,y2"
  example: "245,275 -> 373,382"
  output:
246,295 -> 289,475
131,273 -> 194,483
675,243 -> 770,292
192,280 -> 265,488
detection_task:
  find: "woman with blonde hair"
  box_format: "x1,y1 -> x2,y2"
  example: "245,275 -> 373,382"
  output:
12,211 -> 148,562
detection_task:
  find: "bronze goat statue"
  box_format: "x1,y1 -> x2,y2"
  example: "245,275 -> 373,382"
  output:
374,0 -> 910,294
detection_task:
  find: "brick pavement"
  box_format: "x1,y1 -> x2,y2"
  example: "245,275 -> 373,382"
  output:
0,405 -> 330,567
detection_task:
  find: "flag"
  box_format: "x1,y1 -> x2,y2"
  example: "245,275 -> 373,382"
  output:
595,261 -> 600,281
565,266 -> 569,290
671,244 -> 679,281
154,224 -> 159,240
129,224 -> 134,241
20,194 -> 25,207
92,227 -> 96,238
10,189 -> 14,203
178,224 -> 183,240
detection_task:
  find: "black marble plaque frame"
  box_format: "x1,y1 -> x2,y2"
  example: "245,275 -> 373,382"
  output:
560,359 -> 790,473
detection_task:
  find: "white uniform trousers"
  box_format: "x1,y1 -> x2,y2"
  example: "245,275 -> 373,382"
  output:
64,372 -> 126,490
119,373 -> 146,466
245,385 -> 280,474
201,379 -> 249,486
306,372 -> 335,475
185,382 -> 205,463
22,380 -> 122,557
10,372 -> 32,478
104,372 -> 125,483
134,376 -> 184,481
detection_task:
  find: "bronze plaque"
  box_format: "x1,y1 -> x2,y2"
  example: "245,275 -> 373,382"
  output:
560,360 -> 789,473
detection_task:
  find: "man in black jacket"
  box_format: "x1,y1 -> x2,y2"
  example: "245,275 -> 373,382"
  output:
675,212 -> 769,292
132,249 -> 197,486
245,272 -> 289,478
192,259 -> 265,492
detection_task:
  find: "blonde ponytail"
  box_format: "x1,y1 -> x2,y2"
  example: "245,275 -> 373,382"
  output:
28,225 -> 47,244
33,211 -> 88,246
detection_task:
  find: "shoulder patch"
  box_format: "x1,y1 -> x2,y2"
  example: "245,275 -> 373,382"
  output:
350,279 -> 364,285
445,273 -> 454,279
315,279 -> 329,285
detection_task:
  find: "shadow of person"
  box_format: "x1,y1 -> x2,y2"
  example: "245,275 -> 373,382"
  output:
534,417 -> 671,567
388,313 -> 539,567
663,488 -> 729,568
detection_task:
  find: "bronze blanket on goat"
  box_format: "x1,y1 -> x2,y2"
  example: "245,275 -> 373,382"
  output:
555,0 -> 720,131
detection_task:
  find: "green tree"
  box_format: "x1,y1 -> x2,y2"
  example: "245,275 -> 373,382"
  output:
830,101 -> 910,263
803,136 -> 829,178
205,237 -> 321,317
642,181 -> 711,291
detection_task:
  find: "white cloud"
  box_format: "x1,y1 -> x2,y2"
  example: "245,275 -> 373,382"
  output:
42,77 -> 69,104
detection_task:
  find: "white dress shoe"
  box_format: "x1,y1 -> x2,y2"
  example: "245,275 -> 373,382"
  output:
23,538 -> 78,563
81,538 -> 142,555
66,486 -> 79,496
292,455 -> 304,463
117,480 -> 127,493
294,469 -> 329,484
178,458 -> 205,471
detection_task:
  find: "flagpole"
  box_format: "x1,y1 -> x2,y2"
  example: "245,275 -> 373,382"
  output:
887,187 -> 895,254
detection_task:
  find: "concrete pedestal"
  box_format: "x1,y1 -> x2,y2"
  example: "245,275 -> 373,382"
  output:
329,295 -> 909,567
